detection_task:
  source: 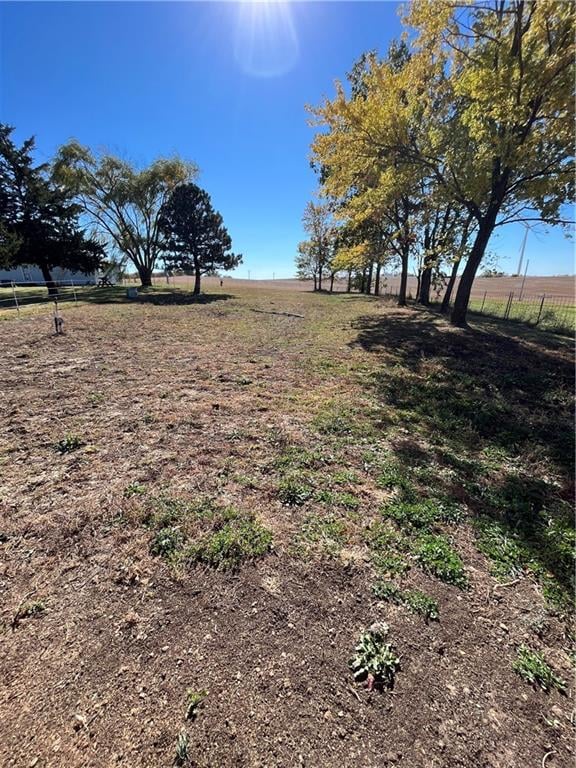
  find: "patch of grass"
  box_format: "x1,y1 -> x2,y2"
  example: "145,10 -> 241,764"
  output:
513,645 -> 566,693
372,581 -> 439,622
384,498 -> 464,532
414,533 -> 468,588
292,513 -> 347,558
123,482 -> 147,498
365,521 -> 411,576
376,458 -> 414,496
349,622 -> 400,690
185,689 -> 207,720
274,446 -> 331,471
56,434 -> 84,454
277,473 -> 315,506
312,403 -> 370,438
330,469 -> 360,485
182,516 -> 272,570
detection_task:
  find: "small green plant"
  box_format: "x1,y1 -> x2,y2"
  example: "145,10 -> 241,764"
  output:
185,689 -> 207,720
149,527 -> 184,559
331,469 -> 360,485
123,482 -> 147,498
174,730 -> 189,765
277,474 -> 314,506
403,589 -> 439,621
183,517 -> 272,570
56,434 -> 83,454
349,622 -> 400,690
414,533 -> 468,588
513,645 -> 566,693
372,582 -> 439,622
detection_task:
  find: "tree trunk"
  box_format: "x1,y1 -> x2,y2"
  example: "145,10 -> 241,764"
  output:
374,262 -> 381,296
318,267 -> 323,291
441,259 -> 460,314
329,273 -> 335,293
313,273 -> 317,291
39,262 -> 58,297
418,265 -> 432,306
365,262 -> 373,295
450,220 -> 494,327
398,248 -> 409,307
347,270 -> 352,293
137,263 -> 153,287
360,268 -> 366,294
193,267 -> 201,295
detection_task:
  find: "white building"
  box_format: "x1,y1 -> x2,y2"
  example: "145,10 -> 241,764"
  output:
0,265 -> 98,285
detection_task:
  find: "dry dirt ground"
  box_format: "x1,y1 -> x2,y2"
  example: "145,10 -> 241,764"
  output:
1,284 -> 574,768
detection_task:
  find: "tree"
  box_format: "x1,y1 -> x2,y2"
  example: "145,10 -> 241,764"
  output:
296,240 -> 320,290
407,0 -> 575,325
53,142 -> 197,287
310,2 -> 574,325
302,201 -> 334,291
158,183 -> 241,295
0,125 -> 104,294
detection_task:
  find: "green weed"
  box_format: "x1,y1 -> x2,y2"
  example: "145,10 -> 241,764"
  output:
349,622 -> 400,689
123,482 -> 147,498
149,527 -> 184,559
175,730 -> 189,765
414,533 -> 468,588
513,645 -> 566,693
56,434 -> 84,454
185,689 -> 207,720
277,473 -> 315,506
372,581 -> 439,622
182,517 -> 272,570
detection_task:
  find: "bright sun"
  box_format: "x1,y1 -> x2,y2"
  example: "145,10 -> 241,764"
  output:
234,1 -> 299,78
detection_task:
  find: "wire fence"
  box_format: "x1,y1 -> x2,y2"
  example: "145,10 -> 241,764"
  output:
467,291 -> 575,334
2,278 -> 574,335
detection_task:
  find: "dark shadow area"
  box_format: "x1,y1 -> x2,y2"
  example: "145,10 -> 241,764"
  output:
351,305 -> 574,606
136,291 -> 235,306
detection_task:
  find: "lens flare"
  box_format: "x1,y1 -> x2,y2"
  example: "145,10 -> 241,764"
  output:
234,1 -> 299,78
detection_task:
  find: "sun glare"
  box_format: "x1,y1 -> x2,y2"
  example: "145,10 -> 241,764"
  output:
234,1 -> 299,78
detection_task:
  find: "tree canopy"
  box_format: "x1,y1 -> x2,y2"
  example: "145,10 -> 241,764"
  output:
53,142 -> 197,287
158,183 -> 242,295
309,0 -> 575,324
0,125 -> 104,293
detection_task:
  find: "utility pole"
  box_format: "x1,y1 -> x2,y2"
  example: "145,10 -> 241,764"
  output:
516,226 -> 528,276
519,259 -> 529,301
248,270 -> 251,280
272,272 -> 275,280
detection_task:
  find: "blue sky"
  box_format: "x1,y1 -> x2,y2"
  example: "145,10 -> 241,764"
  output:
1,1 -> 573,278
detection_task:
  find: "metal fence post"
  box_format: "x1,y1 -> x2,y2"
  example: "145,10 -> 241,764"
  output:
535,294 -> 546,325
11,281 -> 19,313
503,291 -> 513,319
480,291 -> 487,313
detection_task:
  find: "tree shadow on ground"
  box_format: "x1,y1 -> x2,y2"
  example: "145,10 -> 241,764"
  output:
350,305 -> 574,606
136,291 -> 235,306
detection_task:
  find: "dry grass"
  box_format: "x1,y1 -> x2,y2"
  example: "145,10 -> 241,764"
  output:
0,283 -> 574,767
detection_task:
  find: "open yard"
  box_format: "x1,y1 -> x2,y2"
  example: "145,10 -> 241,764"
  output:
1,283 -> 574,768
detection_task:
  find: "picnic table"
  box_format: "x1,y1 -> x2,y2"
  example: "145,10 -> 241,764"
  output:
97,275 -> 114,287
